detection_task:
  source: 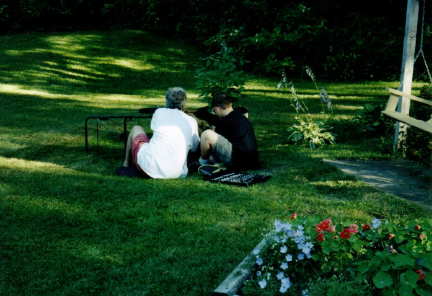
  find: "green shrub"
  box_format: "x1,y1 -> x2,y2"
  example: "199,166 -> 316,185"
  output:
288,117 -> 335,149
243,214 -> 432,296
195,44 -> 247,100
405,86 -> 432,165
308,277 -> 372,296
353,103 -> 393,137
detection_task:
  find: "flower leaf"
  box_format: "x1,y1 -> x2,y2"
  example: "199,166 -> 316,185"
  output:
424,273 -> 432,287
373,271 -> 393,289
415,287 -> 432,296
389,254 -> 415,269
418,253 -> 432,270
399,284 -> 414,296
400,270 -> 419,288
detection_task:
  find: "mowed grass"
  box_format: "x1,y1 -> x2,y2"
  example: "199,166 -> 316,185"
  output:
0,30 -> 430,296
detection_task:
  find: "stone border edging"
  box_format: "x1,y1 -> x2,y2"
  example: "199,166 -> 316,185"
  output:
212,235 -> 272,296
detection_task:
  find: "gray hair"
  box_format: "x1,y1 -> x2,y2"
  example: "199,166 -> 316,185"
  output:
165,87 -> 187,110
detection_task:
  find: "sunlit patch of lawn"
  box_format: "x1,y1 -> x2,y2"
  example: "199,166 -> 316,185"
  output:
0,30 -> 430,296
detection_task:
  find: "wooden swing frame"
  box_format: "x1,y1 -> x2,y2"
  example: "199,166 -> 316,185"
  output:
383,88 -> 432,134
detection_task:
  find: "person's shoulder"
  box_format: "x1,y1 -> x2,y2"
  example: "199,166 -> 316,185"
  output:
184,111 -> 198,124
154,107 -> 167,114
230,109 -> 249,121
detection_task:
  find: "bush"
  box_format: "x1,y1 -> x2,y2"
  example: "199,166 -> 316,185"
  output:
242,214 -> 432,296
195,44 -> 247,100
287,117 -> 335,149
404,86 -> 432,165
353,103 -> 394,138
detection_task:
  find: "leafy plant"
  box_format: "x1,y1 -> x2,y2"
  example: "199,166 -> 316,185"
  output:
195,44 -> 247,100
288,117 -> 335,149
243,214 -> 432,296
353,103 -> 393,137
404,86 -> 432,165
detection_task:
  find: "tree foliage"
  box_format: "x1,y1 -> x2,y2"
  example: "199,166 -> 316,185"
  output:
1,0 -> 431,81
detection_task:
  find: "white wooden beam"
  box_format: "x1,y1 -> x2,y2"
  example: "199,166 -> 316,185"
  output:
394,0 -> 420,151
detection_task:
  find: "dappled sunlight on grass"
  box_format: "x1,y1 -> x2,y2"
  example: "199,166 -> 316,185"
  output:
111,58 -> 155,71
0,156 -> 77,174
1,30 -> 431,296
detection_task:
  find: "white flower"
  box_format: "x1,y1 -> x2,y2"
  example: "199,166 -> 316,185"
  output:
274,220 -> 292,232
371,218 -> 381,229
301,242 -> 313,255
285,254 -> 293,262
252,248 -> 260,255
256,257 -> 263,266
276,271 -> 285,280
294,230 -> 304,238
280,245 -> 288,254
279,277 -> 292,293
280,262 -> 288,270
297,253 -> 305,260
297,225 -> 304,231
258,279 -> 267,289
302,289 -> 309,296
256,271 -> 262,277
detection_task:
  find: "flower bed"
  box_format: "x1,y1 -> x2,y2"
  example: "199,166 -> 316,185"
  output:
231,214 -> 432,296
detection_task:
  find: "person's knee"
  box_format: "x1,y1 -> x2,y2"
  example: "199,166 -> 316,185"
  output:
201,129 -> 218,145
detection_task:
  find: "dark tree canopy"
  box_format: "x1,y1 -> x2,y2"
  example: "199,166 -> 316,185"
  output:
1,0 -> 430,81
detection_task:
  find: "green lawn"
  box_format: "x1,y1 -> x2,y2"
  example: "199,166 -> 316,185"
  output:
0,30 -> 430,296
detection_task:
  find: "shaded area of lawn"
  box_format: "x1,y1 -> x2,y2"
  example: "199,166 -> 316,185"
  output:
0,30 -> 430,296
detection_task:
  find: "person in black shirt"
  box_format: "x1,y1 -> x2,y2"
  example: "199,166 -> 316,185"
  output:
194,93 -> 259,170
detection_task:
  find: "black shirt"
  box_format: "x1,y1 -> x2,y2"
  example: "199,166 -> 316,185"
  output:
195,107 -> 259,170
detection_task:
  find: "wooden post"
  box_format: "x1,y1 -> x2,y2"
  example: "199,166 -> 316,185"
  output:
394,0 -> 420,152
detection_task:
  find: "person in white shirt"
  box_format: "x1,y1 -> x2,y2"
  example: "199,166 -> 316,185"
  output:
121,87 -> 200,179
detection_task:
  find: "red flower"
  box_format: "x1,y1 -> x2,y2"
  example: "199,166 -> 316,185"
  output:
315,218 -> 333,232
415,224 -> 422,231
416,269 -> 426,281
340,225 -> 359,239
362,224 -> 371,231
388,233 -> 395,240
290,213 -> 298,220
340,229 -> 352,239
316,232 -> 325,242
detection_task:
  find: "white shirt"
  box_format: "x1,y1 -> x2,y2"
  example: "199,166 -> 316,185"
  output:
137,108 -> 199,179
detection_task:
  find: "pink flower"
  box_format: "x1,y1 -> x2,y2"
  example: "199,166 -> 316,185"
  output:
348,224 -> 359,233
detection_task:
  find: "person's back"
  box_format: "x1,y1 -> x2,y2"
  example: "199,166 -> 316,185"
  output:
214,109 -> 258,169
138,108 -> 199,178
194,92 -> 259,170
120,87 -> 199,179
